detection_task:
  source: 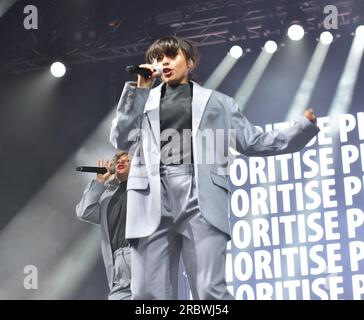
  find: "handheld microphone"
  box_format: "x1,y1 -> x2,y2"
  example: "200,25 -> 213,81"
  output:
125,65 -> 161,78
76,165 -> 115,175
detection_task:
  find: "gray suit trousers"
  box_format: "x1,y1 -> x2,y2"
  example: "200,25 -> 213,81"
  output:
108,246 -> 132,300
131,164 -> 234,300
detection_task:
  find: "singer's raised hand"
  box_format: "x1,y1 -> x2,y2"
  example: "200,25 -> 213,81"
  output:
137,63 -> 159,89
304,108 -> 317,126
96,159 -> 111,184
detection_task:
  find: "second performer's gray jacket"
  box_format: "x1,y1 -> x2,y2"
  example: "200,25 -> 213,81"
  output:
75,178 -> 120,290
110,81 -> 319,240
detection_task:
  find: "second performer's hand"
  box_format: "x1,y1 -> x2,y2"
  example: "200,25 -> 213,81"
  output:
96,159 -> 111,184
137,63 -> 159,88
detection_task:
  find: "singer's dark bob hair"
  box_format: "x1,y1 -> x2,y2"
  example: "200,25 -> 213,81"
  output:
145,36 -> 199,68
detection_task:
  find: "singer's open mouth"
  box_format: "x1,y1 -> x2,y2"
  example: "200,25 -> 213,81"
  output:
163,68 -> 172,75
117,165 -> 124,170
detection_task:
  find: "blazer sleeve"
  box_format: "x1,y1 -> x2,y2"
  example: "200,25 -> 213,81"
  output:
109,81 -> 150,151
75,179 -> 106,225
230,98 -> 320,156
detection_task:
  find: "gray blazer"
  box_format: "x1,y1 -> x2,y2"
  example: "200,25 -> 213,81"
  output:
75,178 -> 120,290
110,81 -> 319,240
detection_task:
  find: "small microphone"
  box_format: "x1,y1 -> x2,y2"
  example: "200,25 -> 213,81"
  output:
76,165 -> 115,175
125,65 -> 161,78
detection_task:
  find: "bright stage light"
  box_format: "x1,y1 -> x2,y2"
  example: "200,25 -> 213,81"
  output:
329,24 -> 364,121
229,45 -> 243,59
233,49 -> 274,113
355,25 -> 364,38
264,40 -> 278,54
50,62 -> 66,78
287,24 -> 305,41
320,31 -> 334,45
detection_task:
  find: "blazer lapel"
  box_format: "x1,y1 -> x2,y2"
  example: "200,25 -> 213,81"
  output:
191,81 -> 212,135
143,81 -> 212,148
144,82 -> 163,148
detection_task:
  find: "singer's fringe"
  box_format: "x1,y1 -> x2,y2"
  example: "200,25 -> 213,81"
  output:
145,36 -> 199,69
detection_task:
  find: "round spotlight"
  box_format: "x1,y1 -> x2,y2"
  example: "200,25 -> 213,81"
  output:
287,24 -> 305,41
264,40 -> 278,54
50,62 -> 66,78
355,25 -> 364,37
320,31 -> 333,45
229,45 -> 243,59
